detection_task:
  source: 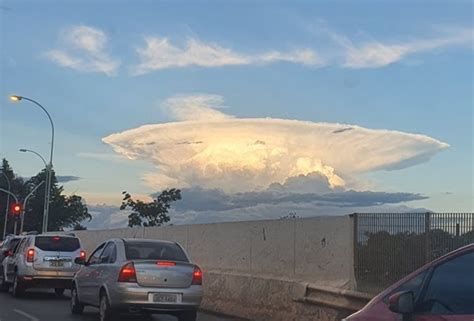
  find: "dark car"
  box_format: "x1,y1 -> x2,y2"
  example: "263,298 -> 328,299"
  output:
344,243 -> 474,321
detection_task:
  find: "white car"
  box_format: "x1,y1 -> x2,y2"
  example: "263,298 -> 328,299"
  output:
3,233 -> 86,297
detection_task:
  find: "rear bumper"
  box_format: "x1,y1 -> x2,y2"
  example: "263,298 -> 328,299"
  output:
108,283 -> 203,311
19,276 -> 73,289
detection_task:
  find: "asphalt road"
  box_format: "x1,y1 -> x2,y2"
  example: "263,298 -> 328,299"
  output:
0,289 -> 247,321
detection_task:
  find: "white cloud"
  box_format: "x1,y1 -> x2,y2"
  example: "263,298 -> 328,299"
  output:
132,36 -> 324,74
340,28 -> 473,68
45,25 -> 120,75
163,94 -> 231,121
102,94 -> 448,193
77,152 -> 131,163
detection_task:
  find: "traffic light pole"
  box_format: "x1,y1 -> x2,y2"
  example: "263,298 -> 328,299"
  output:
0,188 -> 19,237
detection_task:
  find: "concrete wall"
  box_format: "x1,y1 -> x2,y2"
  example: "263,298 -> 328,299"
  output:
75,216 -> 359,321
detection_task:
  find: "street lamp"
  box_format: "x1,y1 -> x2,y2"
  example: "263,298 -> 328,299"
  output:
19,149 -> 48,168
19,148 -> 48,234
10,95 -> 55,233
1,172 -> 11,240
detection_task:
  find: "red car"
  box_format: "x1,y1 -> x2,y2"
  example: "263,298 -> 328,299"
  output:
344,243 -> 474,321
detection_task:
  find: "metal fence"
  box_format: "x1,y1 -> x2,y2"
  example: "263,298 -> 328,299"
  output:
353,212 -> 474,294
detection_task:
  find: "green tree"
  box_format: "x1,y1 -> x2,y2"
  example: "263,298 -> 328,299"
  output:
23,169 -> 91,232
120,189 -> 181,227
0,159 -> 27,236
1,159 -> 91,237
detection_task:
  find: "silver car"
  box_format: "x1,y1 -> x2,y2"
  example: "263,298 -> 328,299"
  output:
72,239 -> 203,321
3,233 -> 85,297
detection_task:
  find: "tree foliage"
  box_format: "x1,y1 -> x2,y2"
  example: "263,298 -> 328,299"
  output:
0,158 -> 91,237
120,189 -> 181,227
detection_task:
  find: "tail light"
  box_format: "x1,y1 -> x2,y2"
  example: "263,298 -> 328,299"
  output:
26,249 -> 35,263
157,261 -> 176,267
118,262 -> 137,283
80,250 -> 86,259
192,265 -> 202,285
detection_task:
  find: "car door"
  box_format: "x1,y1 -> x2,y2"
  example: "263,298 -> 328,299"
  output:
77,242 -> 105,305
414,249 -> 474,321
7,238 -> 26,281
95,242 -> 119,297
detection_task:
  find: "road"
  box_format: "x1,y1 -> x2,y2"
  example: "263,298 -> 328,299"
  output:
0,289 -> 247,321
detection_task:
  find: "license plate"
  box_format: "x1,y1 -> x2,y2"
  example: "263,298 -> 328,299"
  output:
50,261 -> 64,267
152,293 -> 178,303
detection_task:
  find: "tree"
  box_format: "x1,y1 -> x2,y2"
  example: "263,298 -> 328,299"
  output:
0,159 -> 27,236
0,159 -> 91,238
23,169 -> 92,232
120,189 -> 181,227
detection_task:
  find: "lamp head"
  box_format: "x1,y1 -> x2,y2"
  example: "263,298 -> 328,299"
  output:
10,95 -> 23,102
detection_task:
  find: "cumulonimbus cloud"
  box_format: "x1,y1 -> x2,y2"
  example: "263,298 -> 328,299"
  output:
44,25 -> 120,75
102,94 -> 448,193
132,36 -> 324,74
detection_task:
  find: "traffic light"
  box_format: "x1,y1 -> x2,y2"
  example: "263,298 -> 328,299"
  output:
11,203 -> 22,216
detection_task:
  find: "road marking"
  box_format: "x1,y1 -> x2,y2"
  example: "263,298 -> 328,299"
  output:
13,309 -> 39,321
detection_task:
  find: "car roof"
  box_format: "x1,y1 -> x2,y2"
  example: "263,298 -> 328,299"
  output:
121,238 -> 178,245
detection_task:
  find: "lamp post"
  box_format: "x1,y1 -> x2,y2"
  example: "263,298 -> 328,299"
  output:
20,181 -> 45,234
0,189 -> 19,235
19,149 -> 47,168
18,149 -> 48,234
10,95 -> 55,233
1,172 -> 11,240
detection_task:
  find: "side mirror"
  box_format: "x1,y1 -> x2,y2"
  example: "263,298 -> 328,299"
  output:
389,291 -> 415,315
3,250 -> 12,257
74,257 -> 87,266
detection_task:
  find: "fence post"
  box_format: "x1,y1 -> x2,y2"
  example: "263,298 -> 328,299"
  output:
352,213 -> 359,290
424,212 -> 431,263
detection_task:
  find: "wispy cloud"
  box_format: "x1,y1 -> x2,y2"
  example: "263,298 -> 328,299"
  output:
163,94 -> 231,121
44,25 -> 120,75
57,175 -> 81,183
132,36 -> 324,74
77,152 -> 131,163
327,26 -> 473,68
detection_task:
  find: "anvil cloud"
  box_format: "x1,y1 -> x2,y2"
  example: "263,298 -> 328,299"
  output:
102,94 -> 448,194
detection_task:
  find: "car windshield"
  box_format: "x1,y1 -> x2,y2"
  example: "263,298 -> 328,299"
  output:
125,241 -> 188,262
35,236 -> 80,252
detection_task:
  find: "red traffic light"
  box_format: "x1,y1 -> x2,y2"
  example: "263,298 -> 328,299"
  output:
11,203 -> 22,216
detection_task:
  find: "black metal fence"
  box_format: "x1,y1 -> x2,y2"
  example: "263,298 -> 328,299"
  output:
353,212 -> 474,294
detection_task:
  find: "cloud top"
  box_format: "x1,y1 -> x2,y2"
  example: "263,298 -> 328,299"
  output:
102,94 -> 448,193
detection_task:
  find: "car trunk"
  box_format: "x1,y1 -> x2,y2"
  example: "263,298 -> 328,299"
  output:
32,236 -> 80,273
133,260 -> 194,288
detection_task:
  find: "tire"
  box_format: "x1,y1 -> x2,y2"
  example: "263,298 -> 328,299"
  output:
70,286 -> 84,315
99,292 -> 117,321
0,272 -> 9,292
178,310 -> 197,321
12,275 -> 26,298
54,288 -> 65,296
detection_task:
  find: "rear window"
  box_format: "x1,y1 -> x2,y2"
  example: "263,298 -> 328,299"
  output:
125,241 -> 188,262
7,238 -> 21,251
35,236 -> 80,252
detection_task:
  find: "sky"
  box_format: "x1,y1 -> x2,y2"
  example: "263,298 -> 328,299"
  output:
0,0 -> 472,228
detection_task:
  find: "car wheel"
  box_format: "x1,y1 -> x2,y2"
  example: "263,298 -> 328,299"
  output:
99,292 -> 117,321
0,273 -> 9,292
178,310 -> 197,321
12,275 -> 26,298
54,288 -> 65,296
70,286 -> 84,315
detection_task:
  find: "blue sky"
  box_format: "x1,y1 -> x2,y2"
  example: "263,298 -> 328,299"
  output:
0,0 -> 472,226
